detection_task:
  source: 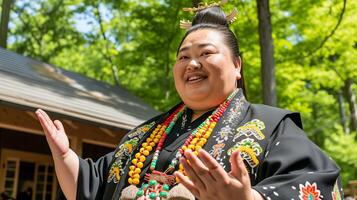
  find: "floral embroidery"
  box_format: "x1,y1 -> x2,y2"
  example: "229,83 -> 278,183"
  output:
227,138 -> 262,168
209,90 -> 248,168
108,137 -> 141,183
128,122 -> 155,139
215,126 -> 232,143
209,143 -> 225,159
332,180 -> 342,200
298,181 -> 321,200
115,137 -> 139,158
107,161 -> 123,183
234,119 -> 266,141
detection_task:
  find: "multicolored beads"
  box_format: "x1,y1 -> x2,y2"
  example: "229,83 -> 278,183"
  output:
127,89 -> 238,187
128,104 -> 185,185
173,89 -> 238,176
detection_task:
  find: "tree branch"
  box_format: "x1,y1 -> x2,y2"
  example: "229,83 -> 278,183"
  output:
278,0 -> 347,63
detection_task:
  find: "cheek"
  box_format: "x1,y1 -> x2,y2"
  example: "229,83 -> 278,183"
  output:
173,64 -> 183,84
206,56 -> 229,75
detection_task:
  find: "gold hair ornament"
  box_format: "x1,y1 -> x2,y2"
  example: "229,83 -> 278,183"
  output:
182,0 -> 228,13
180,6 -> 238,30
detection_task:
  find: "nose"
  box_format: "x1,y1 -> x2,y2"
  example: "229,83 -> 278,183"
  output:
187,59 -> 201,71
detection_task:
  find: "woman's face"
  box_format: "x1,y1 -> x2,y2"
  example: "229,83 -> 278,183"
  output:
174,29 -> 241,111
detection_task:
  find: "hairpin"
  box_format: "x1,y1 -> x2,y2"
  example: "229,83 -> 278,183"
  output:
179,7 -> 238,30
226,7 -> 238,23
183,0 -> 228,13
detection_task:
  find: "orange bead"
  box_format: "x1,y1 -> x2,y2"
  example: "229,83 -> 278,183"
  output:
145,146 -> 153,151
203,134 -> 210,139
132,159 -> 138,165
146,138 -> 153,142
128,170 -> 134,176
190,138 -> 198,145
150,142 -> 156,147
134,168 -> 141,174
133,173 -> 140,179
197,141 -> 204,147
139,155 -> 146,162
153,138 -> 159,143
135,153 -> 141,158
200,138 -> 207,143
142,142 -> 148,147
133,178 -> 140,185
128,178 -> 133,184
129,165 -> 135,171
179,164 -> 184,170
143,150 -> 150,156
137,162 -> 144,168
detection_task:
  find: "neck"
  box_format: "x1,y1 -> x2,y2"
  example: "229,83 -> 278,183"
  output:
191,109 -> 212,122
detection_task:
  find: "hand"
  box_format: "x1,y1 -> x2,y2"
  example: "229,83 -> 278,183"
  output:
174,149 -> 262,200
35,109 -> 70,158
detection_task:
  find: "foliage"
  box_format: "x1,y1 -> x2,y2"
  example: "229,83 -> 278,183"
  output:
325,128 -> 357,187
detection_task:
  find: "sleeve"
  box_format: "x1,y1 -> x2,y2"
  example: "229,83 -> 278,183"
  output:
252,118 -> 343,200
57,152 -> 114,200
76,152 -> 115,200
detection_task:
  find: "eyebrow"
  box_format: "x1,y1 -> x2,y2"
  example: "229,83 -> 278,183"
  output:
178,43 -> 217,54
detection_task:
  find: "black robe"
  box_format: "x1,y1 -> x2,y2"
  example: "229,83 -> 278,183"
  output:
65,90 -> 343,200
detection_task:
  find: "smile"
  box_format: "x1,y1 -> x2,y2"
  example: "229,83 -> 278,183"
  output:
186,75 -> 207,83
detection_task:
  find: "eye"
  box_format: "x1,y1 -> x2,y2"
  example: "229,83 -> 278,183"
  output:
201,51 -> 212,56
178,55 -> 189,60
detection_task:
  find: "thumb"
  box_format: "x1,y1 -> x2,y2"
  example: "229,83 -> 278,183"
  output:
229,150 -> 248,181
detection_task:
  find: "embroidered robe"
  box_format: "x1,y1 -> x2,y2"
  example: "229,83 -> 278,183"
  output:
60,90 -> 343,200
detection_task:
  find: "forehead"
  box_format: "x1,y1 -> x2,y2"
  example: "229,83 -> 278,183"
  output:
180,29 -> 225,48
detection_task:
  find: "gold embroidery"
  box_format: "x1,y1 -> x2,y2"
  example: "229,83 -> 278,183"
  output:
234,119 -> 266,141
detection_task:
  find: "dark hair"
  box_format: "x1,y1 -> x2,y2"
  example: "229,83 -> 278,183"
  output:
177,6 -> 246,97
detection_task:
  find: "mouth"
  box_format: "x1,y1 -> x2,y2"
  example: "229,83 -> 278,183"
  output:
186,74 -> 208,84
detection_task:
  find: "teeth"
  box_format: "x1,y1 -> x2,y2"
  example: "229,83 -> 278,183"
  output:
188,76 -> 202,81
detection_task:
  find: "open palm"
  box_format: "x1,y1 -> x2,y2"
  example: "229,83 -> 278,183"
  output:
36,109 -> 69,157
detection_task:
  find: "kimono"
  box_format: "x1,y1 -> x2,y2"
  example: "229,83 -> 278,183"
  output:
67,89 -> 343,200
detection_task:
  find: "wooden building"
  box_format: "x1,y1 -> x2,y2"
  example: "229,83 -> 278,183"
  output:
0,48 -> 158,199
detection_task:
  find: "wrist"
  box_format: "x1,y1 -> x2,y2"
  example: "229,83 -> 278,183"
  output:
252,189 -> 264,200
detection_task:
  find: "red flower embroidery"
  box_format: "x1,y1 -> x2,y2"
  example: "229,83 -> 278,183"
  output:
299,181 -> 321,200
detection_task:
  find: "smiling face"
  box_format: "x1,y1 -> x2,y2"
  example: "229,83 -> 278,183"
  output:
174,29 -> 241,112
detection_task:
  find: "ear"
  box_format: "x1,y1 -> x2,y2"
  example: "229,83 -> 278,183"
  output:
233,56 -> 242,80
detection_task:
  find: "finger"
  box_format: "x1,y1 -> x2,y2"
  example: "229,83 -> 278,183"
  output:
198,149 -> 231,184
39,109 -> 57,132
174,171 -> 200,198
36,109 -> 52,133
184,150 -> 217,189
180,155 -> 206,191
54,120 -> 64,131
230,150 -> 248,181
36,109 -> 47,129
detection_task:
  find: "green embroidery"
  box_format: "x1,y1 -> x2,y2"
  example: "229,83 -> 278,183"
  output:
228,138 -> 263,168
234,119 -> 266,141
115,137 -> 139,158
107,161 -> 123,183
128,122 -> 155,139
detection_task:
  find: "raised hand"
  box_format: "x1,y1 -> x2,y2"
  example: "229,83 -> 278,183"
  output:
174,149 -> 263,200
35,109 -> 70,158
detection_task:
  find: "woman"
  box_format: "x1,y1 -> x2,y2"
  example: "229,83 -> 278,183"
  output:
36,4 -> 342,200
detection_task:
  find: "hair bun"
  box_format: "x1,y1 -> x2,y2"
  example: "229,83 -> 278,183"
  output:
192,6 -> 228,27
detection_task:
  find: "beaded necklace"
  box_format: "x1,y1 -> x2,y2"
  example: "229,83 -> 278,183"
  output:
125,89 -> 238,199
